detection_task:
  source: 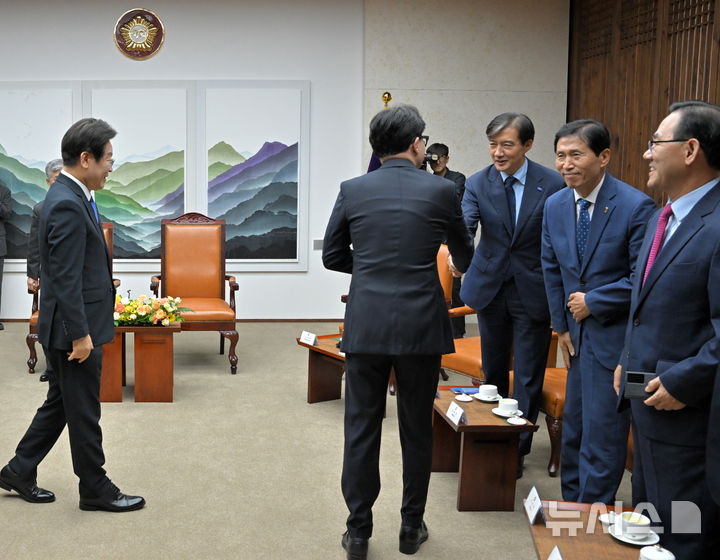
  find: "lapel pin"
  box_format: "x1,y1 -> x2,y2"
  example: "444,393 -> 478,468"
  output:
537,187 -> 543,191
604,207 -> 608,213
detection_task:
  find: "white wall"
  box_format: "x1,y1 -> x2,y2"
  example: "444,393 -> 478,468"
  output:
0,0 -> 363,320
0,0 -> 569,320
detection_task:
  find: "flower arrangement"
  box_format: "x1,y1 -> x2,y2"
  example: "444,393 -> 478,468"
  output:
114,294 -> 191,327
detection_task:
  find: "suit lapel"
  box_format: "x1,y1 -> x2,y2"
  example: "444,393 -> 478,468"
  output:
514,160 -> 546,242
580,178 -> 616,274
487,168 -> 514,237
637,182 -> 720,307
559,191 -> 580,268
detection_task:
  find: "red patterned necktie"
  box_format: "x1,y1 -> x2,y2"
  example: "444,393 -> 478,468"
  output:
642,204 -> 674,286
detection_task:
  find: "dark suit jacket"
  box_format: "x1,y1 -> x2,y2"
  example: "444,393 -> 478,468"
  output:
542,174 -> 656,369
37,173 -> 115,351
0,182 -> 10,257
460,158 -> 564,321
322,158 -> 474,355
619,181 -> 720,446
26,200 -> 43,280
709,367 -> 720,503
443,169 -> 466,203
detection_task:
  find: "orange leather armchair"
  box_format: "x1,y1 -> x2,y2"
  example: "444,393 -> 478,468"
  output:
150,212 -> 239,374
27,222 -> 117,373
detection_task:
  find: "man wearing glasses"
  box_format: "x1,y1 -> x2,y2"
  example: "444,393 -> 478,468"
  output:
323,105 -> 473,559
615,101 -> 720,556
426,142 -> 467,338
453,113 -> 564,478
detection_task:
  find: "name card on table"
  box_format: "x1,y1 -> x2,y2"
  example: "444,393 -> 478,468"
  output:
547,546 -> 563,560
299,330 -> 318,345
446,401 -> 467,426
524,486 -> 547,525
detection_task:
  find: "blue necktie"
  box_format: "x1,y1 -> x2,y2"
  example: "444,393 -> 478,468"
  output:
505,175 -> 517,230
576,199 -> 591,262
90,198 -> 100,223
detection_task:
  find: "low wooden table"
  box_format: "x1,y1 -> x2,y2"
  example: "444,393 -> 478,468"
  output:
101,324 -> 180,402
432,390 -> 538,511
528,501 -> 638,559
296,334 -> 345,403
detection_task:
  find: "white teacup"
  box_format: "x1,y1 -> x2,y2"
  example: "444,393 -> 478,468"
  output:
497,398 -> 518,415
478,384 -> 498,400
620,511 -> 651,540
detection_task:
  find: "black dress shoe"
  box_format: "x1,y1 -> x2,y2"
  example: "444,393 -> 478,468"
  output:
39,372 -> 49,382
79,489 -> 145,512
0,465 -> 55,503
399,521 -> 428,555
341,531 -> 368,560
0,322 -> 4,330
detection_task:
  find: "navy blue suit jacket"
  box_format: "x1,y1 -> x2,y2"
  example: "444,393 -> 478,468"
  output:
460,158 -> 564,321
322,158 -> 474,356
619,181 -> 720,446
541,174 -> 656,369
37,173 -> 115,351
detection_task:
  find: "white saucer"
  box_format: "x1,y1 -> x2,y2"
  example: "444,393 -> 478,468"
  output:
455,394 -> 473,402
609,522 -> 659,546
474,393 -> 502,403
506,416 -> 526,426
491,407 -> 524,418
598,512 -> 616,526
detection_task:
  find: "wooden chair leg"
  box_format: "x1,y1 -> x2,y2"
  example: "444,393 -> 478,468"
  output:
221,330 -> 238,374
439,367 -> 449,381
545,414 -> 562,478
26,333 -> 38,373
220,332 -> 225,355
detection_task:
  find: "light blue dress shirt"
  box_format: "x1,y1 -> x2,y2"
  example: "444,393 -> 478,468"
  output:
500,158 -> 528,225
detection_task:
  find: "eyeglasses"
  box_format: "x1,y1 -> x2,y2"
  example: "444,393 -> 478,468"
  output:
418,135 -> 429,145
647,138 -> 689,154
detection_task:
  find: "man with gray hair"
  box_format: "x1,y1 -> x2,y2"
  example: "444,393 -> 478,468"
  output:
27,158 -> 64,380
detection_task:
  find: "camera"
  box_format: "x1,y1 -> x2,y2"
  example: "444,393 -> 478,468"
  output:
424,153 -> 439,163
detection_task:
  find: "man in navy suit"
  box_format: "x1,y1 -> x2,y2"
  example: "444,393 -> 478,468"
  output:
542,120 -> 655,504
323,105 -> 473,559
456,113 -> 564,475
615,101 -> 720,557
0,118 -> 145,513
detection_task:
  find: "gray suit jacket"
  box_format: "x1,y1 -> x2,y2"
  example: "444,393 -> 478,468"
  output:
322,158 -> 474,355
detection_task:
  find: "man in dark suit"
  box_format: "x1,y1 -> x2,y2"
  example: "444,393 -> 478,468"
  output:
27,158 -> 64,382
323,105 -> 473,559
0,179 -> 11,331
0,118 -> 144,513
614,101 -> 720,557
542,120 -> 656,504
427,142 -> 467,338
456,113 -> 564,476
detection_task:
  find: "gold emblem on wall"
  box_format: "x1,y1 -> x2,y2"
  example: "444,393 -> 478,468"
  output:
114,9 -> 165,61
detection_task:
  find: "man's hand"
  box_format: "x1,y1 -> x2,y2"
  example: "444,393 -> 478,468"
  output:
643,376 -> 686,410
557,331 -> 575,369
567,292 -> 590,322
613,364 -> 622,396
447,254 -> 462,278
27,277 -> 38,292
68,335 -> 94,363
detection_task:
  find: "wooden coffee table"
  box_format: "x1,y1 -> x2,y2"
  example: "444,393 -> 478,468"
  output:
433,390 -> 538,511
101,324 -> 180,402
296,334 -> 345,403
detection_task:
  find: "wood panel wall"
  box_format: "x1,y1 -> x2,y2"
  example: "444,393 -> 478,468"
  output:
568,0 -> 720,197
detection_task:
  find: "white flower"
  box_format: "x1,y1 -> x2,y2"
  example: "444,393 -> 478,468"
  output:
162,318 -> 170,326
164,303 -> 173,311
174,297 -> 182,304
113,312 -> 120,320
121,297 -> 130,305
130,313 -> 137,320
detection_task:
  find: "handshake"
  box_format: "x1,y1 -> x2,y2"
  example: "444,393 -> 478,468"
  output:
447,255 -> 463,278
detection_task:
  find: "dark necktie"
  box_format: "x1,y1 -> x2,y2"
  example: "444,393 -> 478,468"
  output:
505,175 -> 517,230
576,199 -> 591,262
90,198 -> 100,223
642,204 -> 674,286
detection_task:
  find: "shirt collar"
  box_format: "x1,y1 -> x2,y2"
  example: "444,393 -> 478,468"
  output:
500,158 -> 528,186
573,173 -> 606,205
667,178 -> 720,222
60,170 -> 93,201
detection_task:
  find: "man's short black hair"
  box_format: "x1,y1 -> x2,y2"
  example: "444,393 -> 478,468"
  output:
426,143 -> 449,158
554,119 -> 611,156
486,113 -> 535,144
61,118 -> 117,167
369,105 -> 425,158
669,100 -> 720,170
